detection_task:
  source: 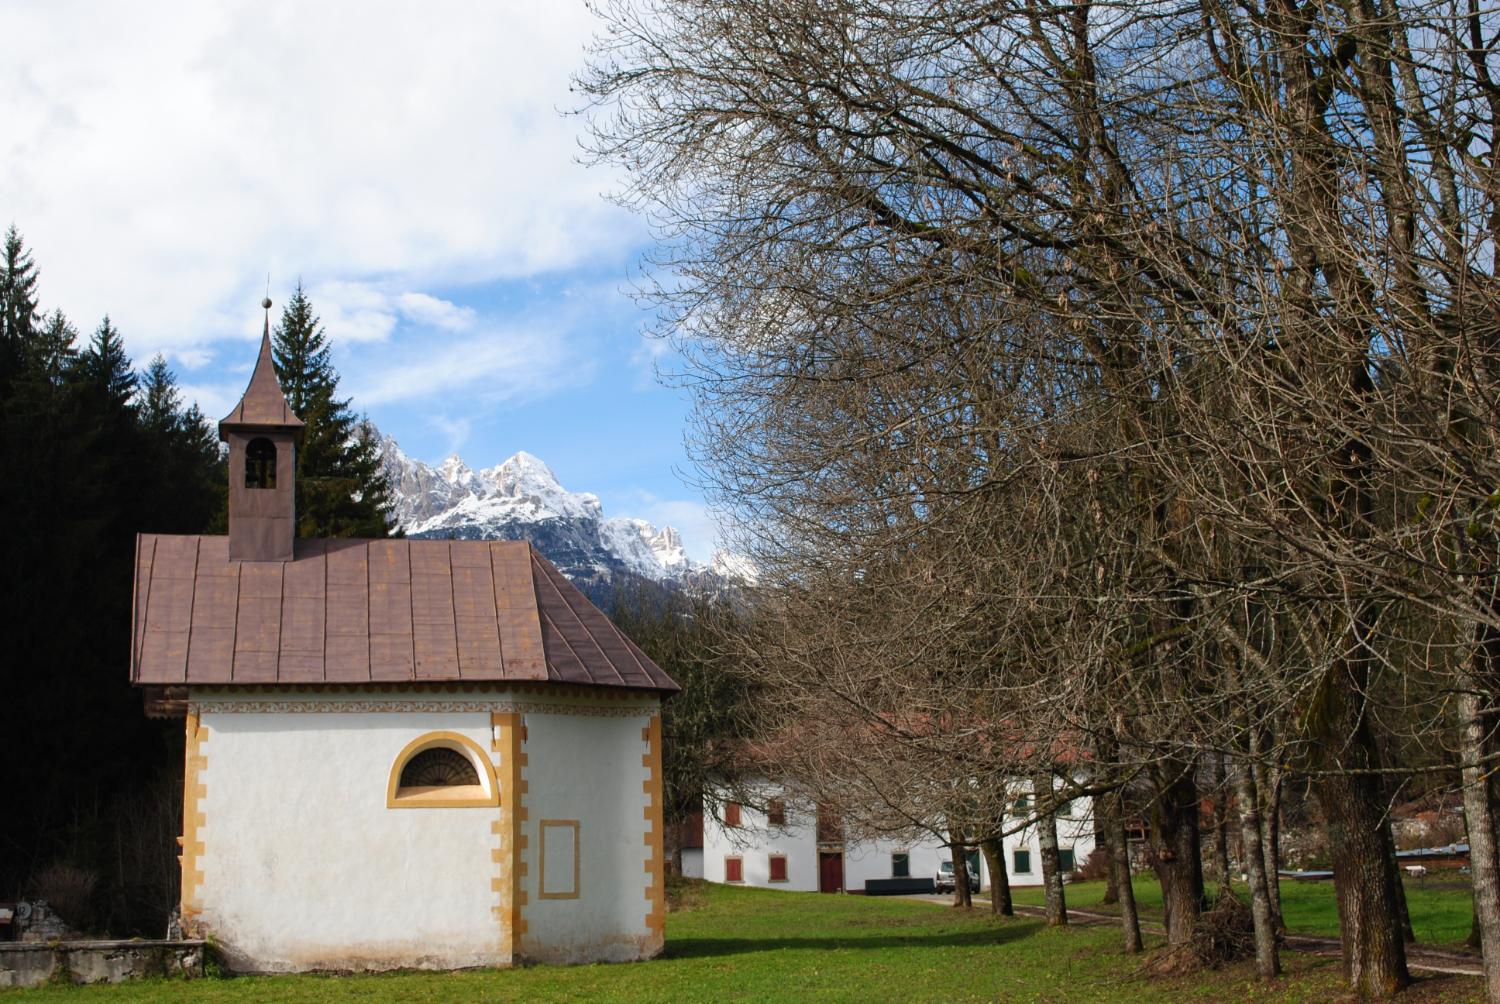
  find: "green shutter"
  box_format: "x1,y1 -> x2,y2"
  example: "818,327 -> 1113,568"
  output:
1058,848 -> 1075,872
1013,849 -> 1032,874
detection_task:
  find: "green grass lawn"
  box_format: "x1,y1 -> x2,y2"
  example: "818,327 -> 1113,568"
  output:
7,881 -> 1479,1002
1008,876 -> 1475,946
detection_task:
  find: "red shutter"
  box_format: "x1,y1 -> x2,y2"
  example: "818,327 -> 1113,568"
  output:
769,855 -> 788,882
768,800 -> 786,826
725,857 -> 743,882
725,802 -> 742,828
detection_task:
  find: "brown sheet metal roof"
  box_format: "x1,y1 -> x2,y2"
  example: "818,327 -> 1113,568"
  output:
130,535 -> 678,692
218,326 -> 304,432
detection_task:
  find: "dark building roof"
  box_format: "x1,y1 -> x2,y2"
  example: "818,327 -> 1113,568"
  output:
130,535 -> 678,693
218,326 -> 304,433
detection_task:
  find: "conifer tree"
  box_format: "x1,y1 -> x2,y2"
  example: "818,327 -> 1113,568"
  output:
0,224 -> 40,380
139,354 -> 184,436
272,282 -> 395,538
0,233 -> 227,934
31,310 -> 79,384
137,354 -> 224,533
75,316 -> 137,413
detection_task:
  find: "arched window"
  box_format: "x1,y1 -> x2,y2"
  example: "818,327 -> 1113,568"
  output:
386,731 -> 499,808
245,437 -> 277,489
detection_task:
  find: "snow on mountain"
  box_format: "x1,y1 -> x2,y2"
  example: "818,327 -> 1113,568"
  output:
377,432 -> 752,586
710,548 -> 760,585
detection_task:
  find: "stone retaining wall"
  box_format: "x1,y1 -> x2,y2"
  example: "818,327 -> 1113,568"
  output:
0,939 -> 205,988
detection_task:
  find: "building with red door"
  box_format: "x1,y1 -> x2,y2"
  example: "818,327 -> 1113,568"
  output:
701,778 -> 1095,894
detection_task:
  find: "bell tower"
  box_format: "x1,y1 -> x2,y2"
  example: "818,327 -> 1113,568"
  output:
220,298 -> 304,561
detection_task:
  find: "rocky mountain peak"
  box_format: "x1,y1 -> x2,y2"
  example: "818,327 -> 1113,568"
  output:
375,430 -> 753,587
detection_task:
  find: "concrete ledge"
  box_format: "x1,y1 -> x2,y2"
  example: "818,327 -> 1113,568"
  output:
0,939 -> 206,988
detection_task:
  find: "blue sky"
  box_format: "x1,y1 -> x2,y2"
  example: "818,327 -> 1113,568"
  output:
1,1 -> 722,559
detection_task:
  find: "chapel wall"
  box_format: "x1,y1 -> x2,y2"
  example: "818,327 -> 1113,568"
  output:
190,704 -> 504,972
519,700 -> 664,963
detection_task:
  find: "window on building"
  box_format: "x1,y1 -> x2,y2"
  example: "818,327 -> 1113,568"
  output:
725,856 -> 744,883
724,802 -> 742,828
1058,848 -> 1076,873
1013,849 -> 1032,874
769,854 -> 788,882
245,437 -> 277,489
1056,800 -> 1073,818
767,799 -> 786,826
387,732 -> 497,808
892,852 -> 910,878
399,747 -> 478,789
1011,794 -> 1030,816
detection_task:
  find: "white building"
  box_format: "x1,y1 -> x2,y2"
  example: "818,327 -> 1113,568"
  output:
702,781 -> 1096,894
129,323 -> 680,972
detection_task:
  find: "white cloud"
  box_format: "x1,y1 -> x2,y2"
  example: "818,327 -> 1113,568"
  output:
310,280 -> 400,344
176,382 -> 239,423
351,323 -> 589,408
428,415 -> 474,456
170,347 -> 214,370
0,0 -> 639,356
399,293 -> 475,332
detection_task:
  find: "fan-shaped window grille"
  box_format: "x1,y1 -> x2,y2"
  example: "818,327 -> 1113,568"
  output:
400,747 -> 479,789
386,731 -> 499,808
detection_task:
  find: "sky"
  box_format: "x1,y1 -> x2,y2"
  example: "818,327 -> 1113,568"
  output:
0,1 -> 721,559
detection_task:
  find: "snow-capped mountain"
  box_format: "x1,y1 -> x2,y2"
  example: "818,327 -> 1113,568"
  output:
378,433 -> 752,586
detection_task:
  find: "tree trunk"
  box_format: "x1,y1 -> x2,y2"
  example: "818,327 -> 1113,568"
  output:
1384,817 -> 1415,944
1458,647 -> 1500,1002
1256,761 -> 1284,934
1213,751 -> 1232,900
981,837 -> 1013,916
1233,750 -> 1280,978
1315,690 -> 1410,997
1150,763 -> 1204,946
1097,789 -> 1120,906
1106,785 -> 1142,953
949,834 -> 972,909
1033,771 -> 1068,926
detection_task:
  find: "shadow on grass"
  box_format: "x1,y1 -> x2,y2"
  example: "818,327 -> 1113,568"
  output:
663,921 -> 1040,960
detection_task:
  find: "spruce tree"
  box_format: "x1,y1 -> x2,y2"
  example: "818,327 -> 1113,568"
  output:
139,354 -> 184,435
0,224 -> 40,381
76,315 -> 137,413
0,234 -> 227,934
272,282 -> 395,538
31,310 -> 79,385
137,354 -> 225,535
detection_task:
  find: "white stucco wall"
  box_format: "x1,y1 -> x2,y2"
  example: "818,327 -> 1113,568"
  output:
680,849 -> 704,879
701,793 -> 820,892
189,687 -> 659,973
1001,780 -> 1098,888
521,708 -> 658,963
701,780 -> 1097,893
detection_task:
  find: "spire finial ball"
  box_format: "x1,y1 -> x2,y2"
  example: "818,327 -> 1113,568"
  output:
261,297 -> 273,310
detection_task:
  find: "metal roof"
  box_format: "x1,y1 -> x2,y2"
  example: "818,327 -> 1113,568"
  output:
218,325 -> 304,434
129,535 -> 678,693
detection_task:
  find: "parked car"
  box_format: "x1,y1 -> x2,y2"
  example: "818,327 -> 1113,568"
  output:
935,859 -> 979,894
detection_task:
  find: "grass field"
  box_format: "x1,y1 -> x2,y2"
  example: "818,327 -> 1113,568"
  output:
6,881 -> 1481,1003
1008,876 -> 1476,946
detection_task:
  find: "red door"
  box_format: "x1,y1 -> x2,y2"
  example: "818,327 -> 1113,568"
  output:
819,851 -> 843,893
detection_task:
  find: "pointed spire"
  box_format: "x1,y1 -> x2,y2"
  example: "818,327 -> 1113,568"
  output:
219,297 -> 305,438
